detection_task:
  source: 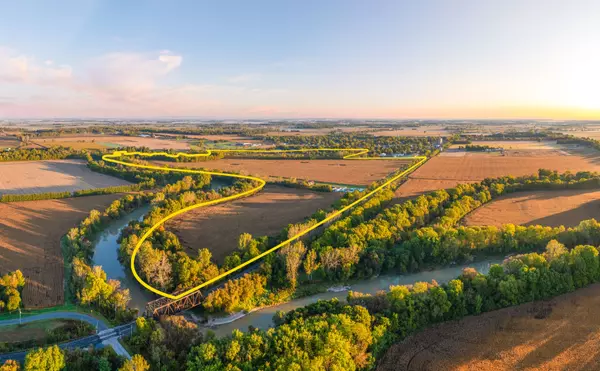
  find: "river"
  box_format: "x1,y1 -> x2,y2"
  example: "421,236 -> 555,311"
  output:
92,205 -> 156,312
204,258 -> 503,337
92,179 -> 231,312
90,184 -> 503,335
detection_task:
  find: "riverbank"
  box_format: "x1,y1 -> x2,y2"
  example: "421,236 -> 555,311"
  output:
200,258 -> 503,337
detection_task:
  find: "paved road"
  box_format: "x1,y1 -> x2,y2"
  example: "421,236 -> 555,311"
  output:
0,312 -> 133,363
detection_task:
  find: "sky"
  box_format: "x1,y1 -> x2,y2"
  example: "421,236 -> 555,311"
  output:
0,0 -> 599,119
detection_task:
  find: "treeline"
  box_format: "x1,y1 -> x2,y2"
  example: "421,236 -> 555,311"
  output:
87,156 -> 192,187
0,184 -> 144,203
0,146 -> 89,162
189,240 -> 600,369
462,144 -> 498,151
262,132 -> 442,155
268,178 -> 333,192
64,193 -> 153,322
304,169 -> 600,282
118,177 -> 259,293
2,344 -> 147,371
0,270 -> 25,312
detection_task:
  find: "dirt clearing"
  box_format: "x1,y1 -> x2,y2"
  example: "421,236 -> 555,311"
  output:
156,158 -> 412,186
166,185 -> 341,264
377,282 -> 600,371
462,189 -> 600,228
0,160 -> 131,195
0,194 -> 122,308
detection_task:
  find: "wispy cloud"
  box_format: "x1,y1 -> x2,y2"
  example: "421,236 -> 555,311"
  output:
0,47 -> 291,118
227,73 -> 261,84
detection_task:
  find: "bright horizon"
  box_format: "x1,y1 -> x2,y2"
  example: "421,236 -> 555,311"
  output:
1,0 -> 599,120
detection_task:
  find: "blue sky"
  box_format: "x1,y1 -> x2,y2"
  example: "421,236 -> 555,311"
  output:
1,0 -> 599,119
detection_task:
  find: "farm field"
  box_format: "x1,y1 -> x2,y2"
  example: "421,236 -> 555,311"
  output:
371,125 -> 450,137
394,151 -> 600,200
0,194 -> 122,308
453,140 -> 565,150
155,158 -> 413,186
265,126 -> 370,136
462,189 -> 600,228
377,282 -> 600,371
0,160 -> 131,195
0,136 -> 20,149
166,185 -> 341,264
34,135 -> 192,150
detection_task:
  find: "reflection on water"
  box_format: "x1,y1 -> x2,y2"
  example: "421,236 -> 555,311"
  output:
206,259 -> 503,337
92,206 -> 155,312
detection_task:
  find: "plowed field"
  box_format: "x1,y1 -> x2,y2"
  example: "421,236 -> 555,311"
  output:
166,185 -> 341,264
0,195 -> 122,308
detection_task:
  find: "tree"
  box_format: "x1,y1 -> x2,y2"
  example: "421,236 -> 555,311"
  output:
137,243 -> 172,291
0,360 -> 19,371
118,355 -> 149,371
280,241 -> 306,287
303,250 -> 320,281
545,239 -> 567,262
24,345 -> 65,371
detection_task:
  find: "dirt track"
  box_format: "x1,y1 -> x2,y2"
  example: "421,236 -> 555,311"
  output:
0,195 -> 122,308
377,283 -> 600,371
166,185 -> 341,264
462,189 -> 600,227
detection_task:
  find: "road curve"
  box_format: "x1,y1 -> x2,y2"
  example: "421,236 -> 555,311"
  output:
0,315 -> 134,363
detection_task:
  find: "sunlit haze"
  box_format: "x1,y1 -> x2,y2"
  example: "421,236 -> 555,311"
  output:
1,0 -> 599,119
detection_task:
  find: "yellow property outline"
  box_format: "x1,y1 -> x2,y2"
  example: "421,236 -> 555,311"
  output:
102,149 -> 427,300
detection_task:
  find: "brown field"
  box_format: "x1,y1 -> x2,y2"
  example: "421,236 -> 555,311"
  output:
371,126 -> 450,137
156,158 -> 412,186
452,140 -> 566,150
35,135 -> 192,150
166,185 -> 341,264
0,136 -> 20,149
377,282 -> 600,371
0,160 -> 131,195
394,151 -> 600,200
0,194 -> 122,308
462,189 -> 600,228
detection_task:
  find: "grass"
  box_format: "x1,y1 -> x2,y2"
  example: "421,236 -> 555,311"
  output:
0,319 -> 70,343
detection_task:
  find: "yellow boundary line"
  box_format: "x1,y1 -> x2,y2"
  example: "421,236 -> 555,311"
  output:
102,149 -> 427,300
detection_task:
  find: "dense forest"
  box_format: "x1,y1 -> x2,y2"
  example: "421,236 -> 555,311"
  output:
262,132 -> 442,155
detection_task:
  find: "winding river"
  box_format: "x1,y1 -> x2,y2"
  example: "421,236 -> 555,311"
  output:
92,205 -> 155,312
89,181 -> 503,336
204,258 -> 503,337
